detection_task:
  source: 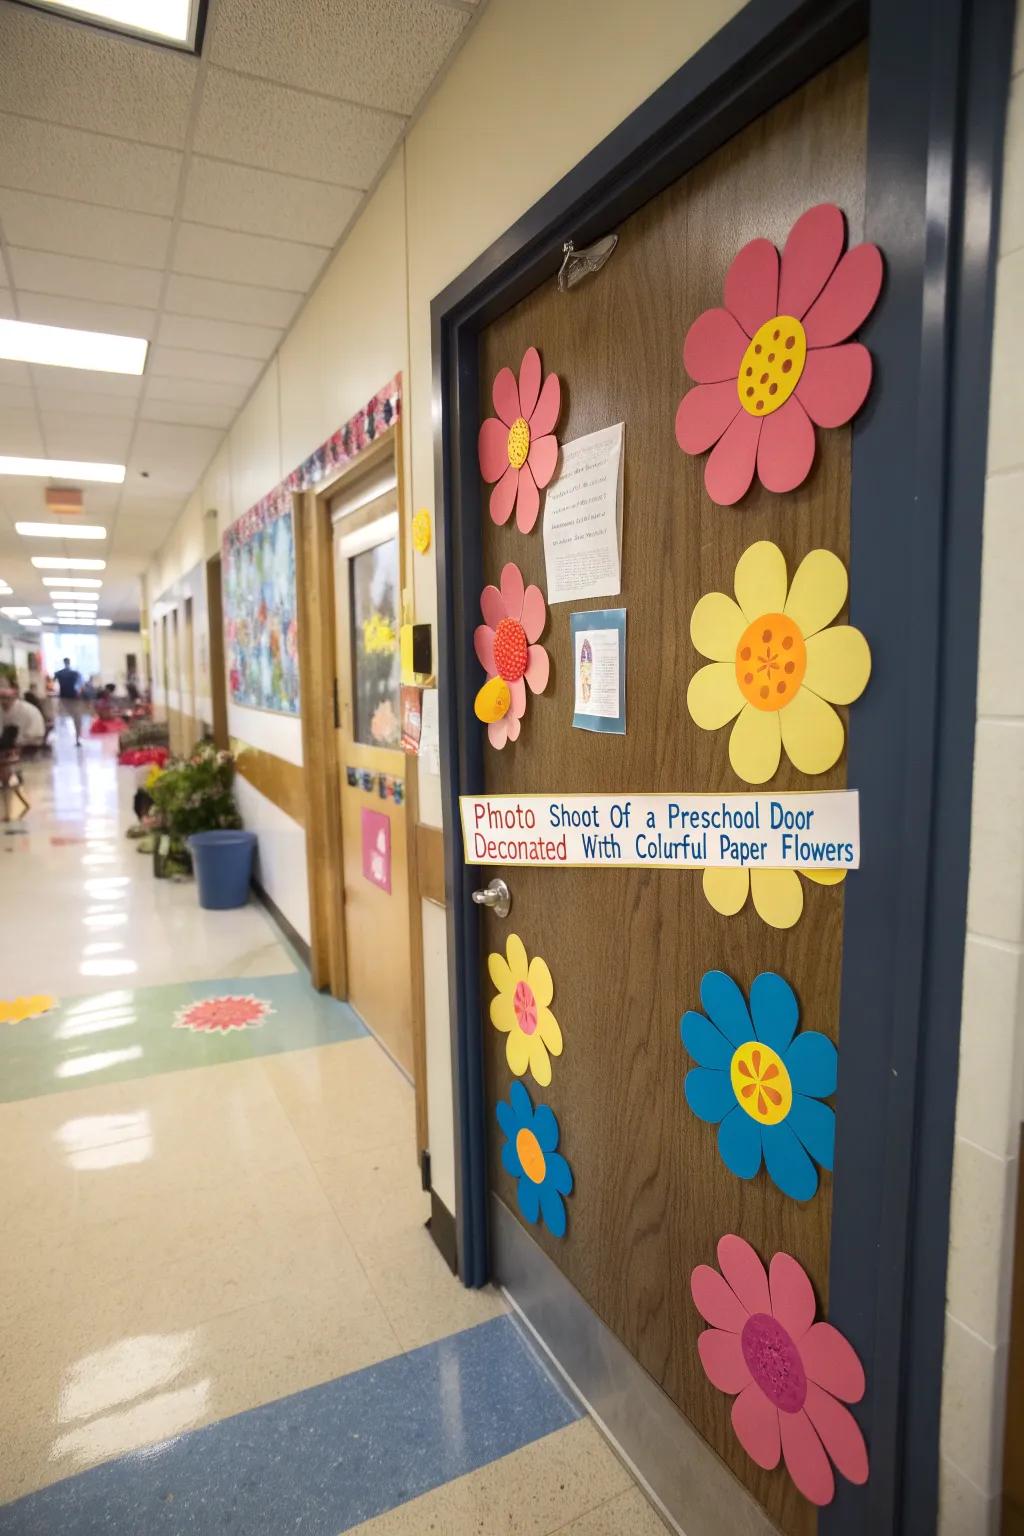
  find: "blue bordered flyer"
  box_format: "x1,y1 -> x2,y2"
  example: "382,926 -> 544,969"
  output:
571,608 -> 626,734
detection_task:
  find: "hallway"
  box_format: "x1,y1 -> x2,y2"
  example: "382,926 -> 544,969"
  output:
0,736 -> 659,1534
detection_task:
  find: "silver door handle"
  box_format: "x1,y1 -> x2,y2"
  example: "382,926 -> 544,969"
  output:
472,877 -> 511,919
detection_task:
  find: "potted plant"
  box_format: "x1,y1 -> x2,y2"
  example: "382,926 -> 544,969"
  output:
147,743 -> 252,899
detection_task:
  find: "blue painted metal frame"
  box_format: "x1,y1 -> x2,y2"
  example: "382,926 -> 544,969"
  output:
430,0 -> 1013,1529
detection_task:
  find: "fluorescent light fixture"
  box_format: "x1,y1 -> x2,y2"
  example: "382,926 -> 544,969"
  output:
20,0 -> 200,47
16,522 -> 107,540
5,459 -> 123,484
1,606 -> 32,617
31,557 -> 106,571
42,577 -> 102,589
20,618 -> 42,627
96,619 -> 112,627
0,318 -> 147,376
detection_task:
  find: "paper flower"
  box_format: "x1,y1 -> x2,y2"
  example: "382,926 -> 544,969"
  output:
478,346 -> 561,533
0,994 -> 57,1025
173,995 -> 274,1033
488,933 -> 563,1087
497,1080 -> 573,1238
687,540 -> 870,784
701,866 -> 845,930
675,203 -> 882,505
412,507 -> 432,554
692,1234 -> 868,1505
474,562 -> 549,750
681,970 -> 836,1201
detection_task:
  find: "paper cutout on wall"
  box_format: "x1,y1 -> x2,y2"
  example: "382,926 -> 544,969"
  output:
0,993 -> 57,1025
702,865 -> 846,929
361,807 -> 392,893
675,204 -> 883,505
691,1234 -> 869,1505
173,995 -> 274,1033
680,970 -> 837,1201
496,1080 -> 573,1238
474,563 -> 550,749
377,774 -> 404,805
488,933 -> 563,1087
478,346 -> 561,533
687,540 -> 870,784
412,507 -> 432,554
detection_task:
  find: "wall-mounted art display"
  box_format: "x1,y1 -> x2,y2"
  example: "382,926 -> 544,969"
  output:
691,1234 -> 868,1505
701,865 -> 845,930
675,203 -> 882,505
488,933 -> 563,1087
687,540 -> 871,784
223,499 -> 300,715
571,608 -> 626,734
680,970 -> 837,1200
497,1080 -> 573,1238
474,562 -> 550,750
478,346 -> 561,533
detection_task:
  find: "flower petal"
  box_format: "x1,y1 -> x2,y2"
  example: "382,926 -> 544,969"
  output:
749,868 -> 803,929
508,1080 -> 532,1120
779,1407 -> 835,1506
517,1177 -> 541,1224
691,1264 -> 751,1332
732,1384 -> 781,1470
509,678 -> 527,719
690,592 -> 746,662
698,1329 -> 753,1393
493,365 -> 521,427
800,1322 -> 866,1403
749,972 -> 800,1055
784,1032 -> 838,1099
487,716 -> 509,749
505,712 -> 521,742
803,1383 -> 869,1485
718,1234 -> 771,1316
496,1095 -> 520,1140
734,540 -> 788,624
729,704 -> 782,785
529,373 -> 561,438
718,1106 -> 763,1180
778,203 -> 845,320
756,396 -> 816,494
527,433 -> 558,491
779,687 -> 845,776
724,237 -> 780,337
474,624 -> 496,675
687,662 -> 745,731
784,548 -> 848,637
481,584 -> 505,629
680,1010 -> 734,1070
501,1138 -> 522,1179
700,971 -> 753,1046
526,955 -> 552,1007
518,347 -> 542,421
547,1152 -> 573,1195
533,1103 -> 559,1153
769,1251 -> 818,1339
515,461 -> 541,533
537,1006 -> 562,1057
762,1122 -> 819,1201
500,562 -> 525,621
527,1035 -> 551,1087
521,584 -> 546,645
490,465 -> 519,526
479,416 -> 510,482
675,380 -> 741,455
685,1066 -> 737,1124
506,1028 -> 531,1076
488,948 -> 513,994
705,411 -> 762,506
803,626 -> 871,705
489,993 -> 516,1034
683,307 -> 750,383
795,343 -> 872,428
505,933 -> 528,983
703,865 -> 750,917
524,645 -> 549,695
538,1181 -> 566,1237
804,868 -> 846,888
787,1095 -> 835,1171
803,244 -> 883,348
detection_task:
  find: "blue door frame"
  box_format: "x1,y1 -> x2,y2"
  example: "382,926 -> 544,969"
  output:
430,0 -> 1015,1530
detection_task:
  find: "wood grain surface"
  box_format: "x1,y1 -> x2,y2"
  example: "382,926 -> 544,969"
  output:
477,49 -> 867,1536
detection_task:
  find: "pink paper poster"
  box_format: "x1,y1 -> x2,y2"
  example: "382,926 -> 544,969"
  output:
361,808 -> 392,894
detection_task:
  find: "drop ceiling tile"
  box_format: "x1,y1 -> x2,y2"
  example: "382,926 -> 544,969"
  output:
110,520 -> 177,557
18,291 -> 156,339
147,346 -> 262,386
129,421 -> 224,490
143,375 -> 249,408
117,495 -> 187,519
182,156 -> 362,247
30,364 -> 141,398
193,68 -> 401,187
173,222 -> 326,291
7,248 -> 162,309
0,409 -> 46,457
0,5 -> 197,148
0,384 -> 36,411
41,413 -> 134,462
163,273 -> 301,329
0,361 -> 32,388
0,189 -> 172,269
0,114 -> 182,216
0,287 -> 14,319
139,397 -> 236,431
157,313 -> 282,361
34,386 -> 138,419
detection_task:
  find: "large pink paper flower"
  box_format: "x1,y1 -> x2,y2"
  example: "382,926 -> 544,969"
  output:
474,562 -> 549,750
675,204 -> 883,506
692,1234 -> 869,1506
478,346 -> 561,533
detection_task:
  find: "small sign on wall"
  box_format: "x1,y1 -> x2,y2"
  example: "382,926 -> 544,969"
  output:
361,807 -> 392,893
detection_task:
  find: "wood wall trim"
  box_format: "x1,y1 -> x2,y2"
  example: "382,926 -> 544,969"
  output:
416,823 -> 446,908
230,738 -> 306,827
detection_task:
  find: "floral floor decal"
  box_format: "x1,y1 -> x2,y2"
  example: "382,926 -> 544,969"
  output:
173,995 -> 275,1033
0,994 -> 58,1025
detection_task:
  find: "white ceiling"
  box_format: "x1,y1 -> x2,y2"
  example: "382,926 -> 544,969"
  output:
0,0 -> 478,623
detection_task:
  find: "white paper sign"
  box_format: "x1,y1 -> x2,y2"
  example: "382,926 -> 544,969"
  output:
420,688 -> 440,777
543,423 -> 624,603
574,628 -> 619,719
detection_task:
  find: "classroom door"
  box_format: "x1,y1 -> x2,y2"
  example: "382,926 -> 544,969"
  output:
473,48 -> 866,1536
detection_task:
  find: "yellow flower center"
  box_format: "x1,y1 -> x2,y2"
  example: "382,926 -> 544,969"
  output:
737,316 -> 807,416
735,613 -> 806,712
516,1127 -> 547,1184
507,416 -> 531,469
730,1041 -> 793,1125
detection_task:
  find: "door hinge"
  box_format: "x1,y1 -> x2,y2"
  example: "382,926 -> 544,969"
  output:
333,676 -> 340,729
419,1147 -> 431,1193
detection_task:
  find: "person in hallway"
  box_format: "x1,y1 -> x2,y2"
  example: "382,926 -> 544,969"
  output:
54,657 -> 84,745
0,686 -> 45,752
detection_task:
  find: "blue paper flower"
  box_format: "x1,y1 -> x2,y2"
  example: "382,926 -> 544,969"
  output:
497,1080 -> 573,1237
680,970 -> 837,1201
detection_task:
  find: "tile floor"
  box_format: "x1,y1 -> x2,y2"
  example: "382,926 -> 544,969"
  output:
0,733 -> 660,1533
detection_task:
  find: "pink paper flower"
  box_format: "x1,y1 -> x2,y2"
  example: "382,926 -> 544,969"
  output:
478,346 -> 561,533
675,204 -> 883,506
173,995 -> 273,1033
474,562 -> 549,750
691,1234 -> 869,1506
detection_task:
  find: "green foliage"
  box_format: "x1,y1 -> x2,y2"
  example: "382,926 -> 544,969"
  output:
148,740 -> 242,839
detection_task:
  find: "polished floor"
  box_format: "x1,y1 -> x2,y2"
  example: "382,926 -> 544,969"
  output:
0,732 -> 662,1534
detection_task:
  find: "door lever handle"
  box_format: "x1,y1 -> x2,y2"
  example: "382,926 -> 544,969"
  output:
471,877 -> 511,919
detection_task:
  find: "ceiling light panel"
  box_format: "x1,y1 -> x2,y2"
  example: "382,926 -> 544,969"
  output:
42,578 -> 103,589
17,0 -> 202,49
31,558 -> 107,571
16,524 -> 108,540
3,459 -> 124,484
0,319 -> 147,376
1,607 -> 33,617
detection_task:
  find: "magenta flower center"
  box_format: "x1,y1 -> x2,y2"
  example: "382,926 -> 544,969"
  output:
513,980 -> 538,1035
493,617 -> 528,682
740,1313 -> 807,1413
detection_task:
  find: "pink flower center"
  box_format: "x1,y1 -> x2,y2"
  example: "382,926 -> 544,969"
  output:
513,980 -> 538,1035
493,617 -> 528,682
741,1313 -> 807,1413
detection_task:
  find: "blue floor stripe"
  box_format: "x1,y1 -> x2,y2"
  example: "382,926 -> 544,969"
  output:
0,1317 -> 582,1534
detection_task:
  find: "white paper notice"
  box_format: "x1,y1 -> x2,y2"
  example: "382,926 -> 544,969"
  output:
420,688 -> 440,776
543,423 -> 623,604
574,628 -> 619,719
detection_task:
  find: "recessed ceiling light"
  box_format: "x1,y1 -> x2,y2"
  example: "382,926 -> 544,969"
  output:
1,606 -> 33,617
4,459 -> 123,484
16,523 -> 107,540
18,0 -> 202,49
42,577 -> 103,589
0,319 -> 147,376
19,618 -> 42,627
31,557 -> 107,571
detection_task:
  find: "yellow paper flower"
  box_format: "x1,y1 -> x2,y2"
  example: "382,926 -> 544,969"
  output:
702,866 -> 845,930
488,934 -> 563,1088
687,541 -> 871,784
363,611 -> 397,655
412,508 -> 432,555
0,994 -> 58,1025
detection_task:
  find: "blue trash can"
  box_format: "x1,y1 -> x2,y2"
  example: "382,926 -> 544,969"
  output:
188,829 -> 257,910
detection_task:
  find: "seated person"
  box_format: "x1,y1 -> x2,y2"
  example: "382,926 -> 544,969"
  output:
0,686 -> 44,751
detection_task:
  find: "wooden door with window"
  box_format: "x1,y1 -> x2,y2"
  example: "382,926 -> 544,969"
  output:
475,49 -> 866,1536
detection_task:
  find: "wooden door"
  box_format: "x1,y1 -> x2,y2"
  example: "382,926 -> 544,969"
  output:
476,49 -> 866,1536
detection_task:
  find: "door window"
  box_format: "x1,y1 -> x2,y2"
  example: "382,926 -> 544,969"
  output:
350,536 -> 400,747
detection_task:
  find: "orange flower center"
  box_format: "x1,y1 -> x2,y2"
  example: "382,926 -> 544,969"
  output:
737,316 -> 807,416
516,1127 -> 547,1184
730,1041 -> 793,1126
493,617 -> 528,682
507,416 -> 531,469
735,613 -> 806,712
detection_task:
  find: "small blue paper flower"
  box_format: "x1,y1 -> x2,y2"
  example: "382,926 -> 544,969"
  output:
497,1080 -> 573,1237
680,970 -> 837,1201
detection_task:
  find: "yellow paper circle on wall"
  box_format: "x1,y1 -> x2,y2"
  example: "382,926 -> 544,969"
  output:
474,676 -> 511,723
412,508 -> 432,555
